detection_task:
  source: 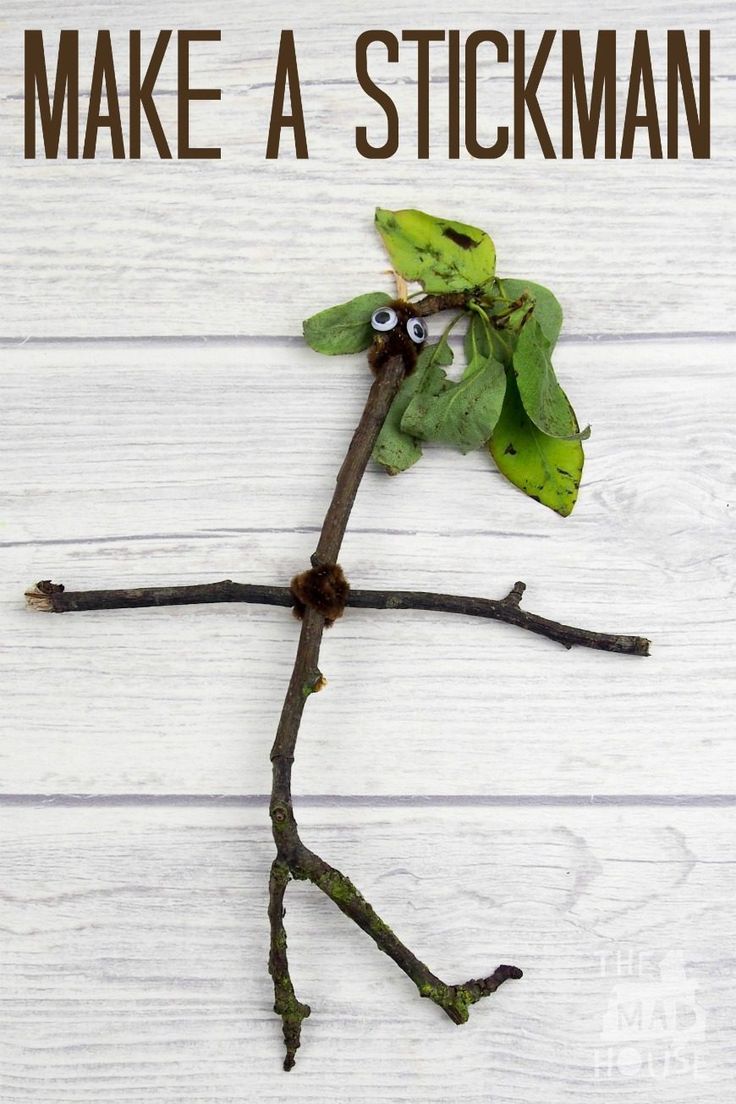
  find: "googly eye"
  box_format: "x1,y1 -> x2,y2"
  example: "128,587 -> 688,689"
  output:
371,306 -> 399,332
406,317 -> 427,344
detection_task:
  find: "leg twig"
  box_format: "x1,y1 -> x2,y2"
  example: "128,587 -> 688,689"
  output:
268,859 -> 310,1071
291,843 -> 522,1025
24,291 -> 651,1070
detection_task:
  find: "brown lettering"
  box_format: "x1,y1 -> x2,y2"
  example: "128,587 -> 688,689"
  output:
513,30 -> 557,158
24,29 -> 79,158
465,31 -> 509,159
448,29 -> 460,158
83,30 -> 124,159
402,30 -> 445,158
621,30 -> 662,158
355,31 -> 399,159
177,29 -> 221,159
265,29 -> 307,159
130,29 -> 172,159
667,29 -> 710,158
562,30 -> 616,158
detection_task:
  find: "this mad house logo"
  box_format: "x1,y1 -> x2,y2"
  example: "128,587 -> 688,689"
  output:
596,951 -> 706,1081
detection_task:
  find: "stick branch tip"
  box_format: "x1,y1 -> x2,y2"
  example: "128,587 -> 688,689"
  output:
24,580 -> 64,611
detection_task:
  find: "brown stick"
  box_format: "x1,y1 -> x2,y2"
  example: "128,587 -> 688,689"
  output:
262,353 -> 522,1065
414,290 -> 470,316
27,579 -> 650,657
267,858 -> 310,1071
22,287 -> 649,1069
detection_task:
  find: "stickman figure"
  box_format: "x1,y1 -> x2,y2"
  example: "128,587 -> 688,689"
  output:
26,209 -> 649,1070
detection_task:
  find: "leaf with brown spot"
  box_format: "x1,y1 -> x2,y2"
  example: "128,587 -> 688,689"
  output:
490,279 -> 563,349
442,227 -> 476,250
375,208 -> 495,293
489,374 -> 584,517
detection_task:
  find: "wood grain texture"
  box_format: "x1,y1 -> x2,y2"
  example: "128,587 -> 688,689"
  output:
1,805 -> 733,1102
1,1 -> 735,1098
0,1 -> 733,337
1,338 -> 733,796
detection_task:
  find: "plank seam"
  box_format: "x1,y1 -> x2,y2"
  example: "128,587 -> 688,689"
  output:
1,793 -> 734,807
1,526 -> 554,550
2,332 -> 736,348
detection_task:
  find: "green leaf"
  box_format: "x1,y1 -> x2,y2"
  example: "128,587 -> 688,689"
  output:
494,279 -> 563,348
489,374 -> 584,517
401,352 -> 506,454
464,310 -> 493,363
513,318 -> 590,441
375,208 -> 495,293
371,380 -> 423,475
372,337 -> 453,475
303,291 -> 392,355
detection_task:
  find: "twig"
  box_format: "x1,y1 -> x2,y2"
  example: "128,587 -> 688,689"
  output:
264,352 -> 522,1066
268,859 -> 310,1071
26,579 -> 651,656
414,290 -> 471,316
23,287 -> 651,1069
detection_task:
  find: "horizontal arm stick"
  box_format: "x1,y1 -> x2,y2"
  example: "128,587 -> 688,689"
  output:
26,578 -> 650,656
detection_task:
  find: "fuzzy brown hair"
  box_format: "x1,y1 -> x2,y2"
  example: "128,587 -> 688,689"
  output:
290,563 -> 350,627
367,300 -> 427,375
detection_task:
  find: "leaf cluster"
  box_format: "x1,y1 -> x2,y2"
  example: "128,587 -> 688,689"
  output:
302,208 -> 589,516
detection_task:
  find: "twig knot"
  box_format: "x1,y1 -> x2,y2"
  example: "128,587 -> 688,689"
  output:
290,563 -> 350,626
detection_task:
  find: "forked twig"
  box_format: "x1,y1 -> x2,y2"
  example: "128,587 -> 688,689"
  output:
24,290 -> 650,1069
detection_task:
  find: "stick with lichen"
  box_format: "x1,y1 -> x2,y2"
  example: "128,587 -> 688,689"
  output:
21,209 -> 656,1075
267,859 -> 310,1071
291,841 -> 522,1025
267,353 -> 406,1068
266,352 -> 521,1068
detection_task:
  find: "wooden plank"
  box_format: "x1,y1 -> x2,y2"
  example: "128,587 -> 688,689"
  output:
1,804 -> 732,1101
5,568 -> 731,796
1,337 -> 732,796
0,1 -> 732,338
2,336 -> 732,544
2,6 -> 733,1103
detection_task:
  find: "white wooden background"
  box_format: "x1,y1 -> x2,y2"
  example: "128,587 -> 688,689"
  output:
1,2 -> 734,1100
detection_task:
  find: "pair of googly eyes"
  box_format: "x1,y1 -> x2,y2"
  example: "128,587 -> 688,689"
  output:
371,307 -> 427,344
